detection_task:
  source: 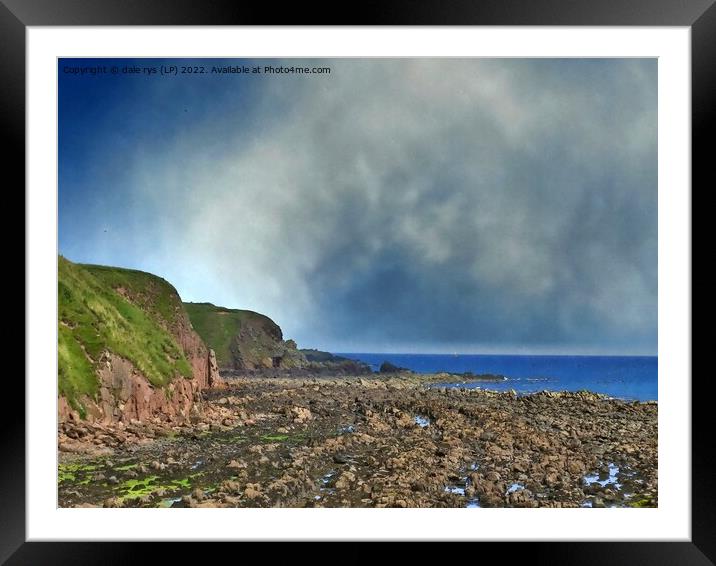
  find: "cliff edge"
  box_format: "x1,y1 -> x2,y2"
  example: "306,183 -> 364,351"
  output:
183,302 -> 308,371
58,257 -> 221,423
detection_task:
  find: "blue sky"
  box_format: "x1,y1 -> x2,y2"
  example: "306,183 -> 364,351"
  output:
59,58 -> 657,355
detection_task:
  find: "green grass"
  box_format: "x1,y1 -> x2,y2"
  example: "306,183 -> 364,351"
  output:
58,257 -> 193,413
260,434 -> 290,442
183,302 -> 281,367
57,462 -> 99,484
116,475 -> 173,503
260,432 -> 308,444
83,264 -> 184,329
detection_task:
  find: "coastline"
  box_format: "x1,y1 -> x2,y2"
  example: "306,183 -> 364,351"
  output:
339,353 -> 658,402
58,372 -> 658,508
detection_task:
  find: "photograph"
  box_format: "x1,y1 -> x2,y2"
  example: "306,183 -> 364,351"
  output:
56,56 -> 659,510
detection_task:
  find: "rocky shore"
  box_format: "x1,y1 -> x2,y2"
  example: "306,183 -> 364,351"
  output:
58,373 -> 658,508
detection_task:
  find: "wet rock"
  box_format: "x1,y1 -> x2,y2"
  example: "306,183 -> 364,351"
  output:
379,362 -> 409,374
333,453 -> 350,464
335,472 -> 356,489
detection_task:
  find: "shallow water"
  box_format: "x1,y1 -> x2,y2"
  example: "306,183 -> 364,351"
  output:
338,353 -> 657,401
584,462 -> 622,489
506,482 -> 525,495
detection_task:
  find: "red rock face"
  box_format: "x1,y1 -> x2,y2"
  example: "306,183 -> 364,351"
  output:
58,314 -> 222,424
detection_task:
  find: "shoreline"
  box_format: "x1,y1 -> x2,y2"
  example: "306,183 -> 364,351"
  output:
58,373 -> 658,508
223,370 -> 658,403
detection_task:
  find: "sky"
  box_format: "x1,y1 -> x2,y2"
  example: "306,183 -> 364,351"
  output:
58,58 -> 657,355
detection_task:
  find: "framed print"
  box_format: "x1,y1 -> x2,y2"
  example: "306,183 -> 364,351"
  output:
8,0 -> 705,563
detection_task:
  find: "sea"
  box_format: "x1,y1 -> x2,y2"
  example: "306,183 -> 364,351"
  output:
335,353 -> 658,402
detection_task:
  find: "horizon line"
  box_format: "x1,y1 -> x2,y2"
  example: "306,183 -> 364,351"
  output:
328,350 -> 658,358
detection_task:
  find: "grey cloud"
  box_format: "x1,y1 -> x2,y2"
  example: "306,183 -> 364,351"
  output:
136,58 -> 657,354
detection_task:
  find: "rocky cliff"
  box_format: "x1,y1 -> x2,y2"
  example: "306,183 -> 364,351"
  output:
184,303 -> 372,375
58,257 -> 221,424
183,302 -> 308,371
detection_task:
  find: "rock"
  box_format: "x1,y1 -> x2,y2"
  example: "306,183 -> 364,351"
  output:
335,472 -> 356,489
244,484 -> 262,500
208,348 -> 221,387
333,453 -> 349,464
545,472 -> 560,487
290,406 -> 312,423
480,493 -> 503,507
508,488 -> 534,506
58,366 -> 657,510
150,460 -> 167,471
567,460 -> 585,475
379,361 -> 409,374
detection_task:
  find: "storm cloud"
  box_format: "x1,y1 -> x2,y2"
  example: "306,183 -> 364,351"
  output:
60,58 -> 657,354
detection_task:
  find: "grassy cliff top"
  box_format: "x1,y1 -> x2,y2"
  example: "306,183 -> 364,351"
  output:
58,257 -> 192,416
80,263 -> 186,330
183,302 -> 283,366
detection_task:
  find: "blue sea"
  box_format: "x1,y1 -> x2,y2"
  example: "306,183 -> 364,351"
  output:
336,353 -> 658,402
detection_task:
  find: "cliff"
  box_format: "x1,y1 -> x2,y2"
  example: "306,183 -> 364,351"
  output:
183,302 -> 308,371
300,349 -> 373,375
58,257 -> 221,423
184,303 -> 372,375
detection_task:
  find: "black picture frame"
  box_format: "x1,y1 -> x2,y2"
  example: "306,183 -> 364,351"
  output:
7,0 -> 705,563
